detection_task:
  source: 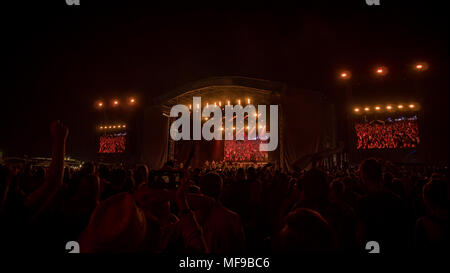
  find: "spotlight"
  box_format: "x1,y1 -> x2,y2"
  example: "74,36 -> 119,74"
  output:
113,126 -> 116,128
364,107 -> 370,111
100,126 -> 103,129
129,98 -> 135,104
247,98 -> 251,104
339,71 -> 351,79
98,102 -> 103,107
354,108 -> 360,112
123,125 -> 126,128
414,62 -> 428,71
375,106 -> 381,110
109,126 -> 112,129
238,99 -> 241,105
409,104 -> 415,108
113,99 -> 119,106
386,105 -> 392,110
374,66 -> 388,76
398,105 -> 404,109
227,100 -> 230,106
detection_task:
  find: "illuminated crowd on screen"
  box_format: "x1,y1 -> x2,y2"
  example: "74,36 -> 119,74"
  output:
99,134 -> 126,153
355,119 -> 420,149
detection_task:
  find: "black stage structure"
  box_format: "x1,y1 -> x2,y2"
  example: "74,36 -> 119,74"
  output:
144,76 -> 334,171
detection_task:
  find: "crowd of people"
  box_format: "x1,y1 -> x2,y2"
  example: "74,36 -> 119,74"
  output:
224,139 -> 268,162
0,121 -> 448,253
355,120 -> 420,149
99,134 -> 126,153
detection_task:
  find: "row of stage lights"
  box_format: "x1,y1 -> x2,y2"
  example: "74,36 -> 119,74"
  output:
187,98 -> 252,110
353,104 -> 417,113
339,62 -> 428,79
94,63 -> 427,108
96,97 -> 136,108
99,124 -> 127,130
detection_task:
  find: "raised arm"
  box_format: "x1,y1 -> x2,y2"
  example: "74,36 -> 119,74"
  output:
25,120 -> 68,222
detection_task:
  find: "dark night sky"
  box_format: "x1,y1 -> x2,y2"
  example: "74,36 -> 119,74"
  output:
2,0 -> 448,161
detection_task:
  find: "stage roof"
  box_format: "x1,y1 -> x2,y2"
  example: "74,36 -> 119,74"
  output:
153,76 -> 285,113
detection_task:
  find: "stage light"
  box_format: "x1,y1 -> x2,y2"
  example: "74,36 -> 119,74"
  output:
98,102 -> 103,107
409,104 -> 415,108
214,102 -> 217,106
219,101 -> 222,106
364,107 -> 370,111
109,126 -> 112,129
398,105 -> 404,109
123,125 -> 126,128
386,105 -> 392,110
414,62 -> 428,71
129,97 -> 136,104
100,126 -> 103,129
113,99 -> 119,106
374,66 -> 388,76
375,106 -> 381,110
339,71 -> 351,79
354,108 -> 360,112
227,100 -> 230,105
238,99 -> 241,105
248,98 -> 251,104
206,102 -> 209,107
113,126 -> 116,128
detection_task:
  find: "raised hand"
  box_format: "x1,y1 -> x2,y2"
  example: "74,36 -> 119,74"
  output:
50,120 -> 69,144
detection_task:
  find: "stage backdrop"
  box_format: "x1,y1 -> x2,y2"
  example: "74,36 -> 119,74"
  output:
142,106 -> 169,170
145,77 -> 329,171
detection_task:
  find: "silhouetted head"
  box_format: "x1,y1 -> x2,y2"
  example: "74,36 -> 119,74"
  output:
360,158 -> 382,191
134,164 -> 149,185
236,168 -> 245,181
329,179 -> 345,200
247,167 -> 256,180
200,172 -> 223,200
423,179 -> 448,214
80,162 -> 96,177
302,168 -> 328,200
110,168 -> 127,192
279,208 -> 335,252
